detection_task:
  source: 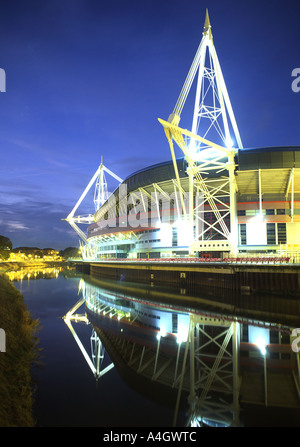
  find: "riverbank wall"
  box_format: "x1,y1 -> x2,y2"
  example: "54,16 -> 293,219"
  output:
73,260 -> 300,297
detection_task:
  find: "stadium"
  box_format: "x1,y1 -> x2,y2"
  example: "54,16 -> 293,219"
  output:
67,12 -> 300,263
83,147 -> 300,261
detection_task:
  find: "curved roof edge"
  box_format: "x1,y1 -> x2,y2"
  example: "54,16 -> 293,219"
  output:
123,157 -> 185,181
123,146 -> 300,184
125,146 -> 300,178
238,145 -> 300,153
105,146 -> 300,203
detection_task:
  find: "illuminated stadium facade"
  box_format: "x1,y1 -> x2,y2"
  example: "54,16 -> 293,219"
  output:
66,12 -> 300,262
82,147 -> 300,261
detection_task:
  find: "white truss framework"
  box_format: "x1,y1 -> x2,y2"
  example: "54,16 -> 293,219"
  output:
159,10 -> 242,256
65,157 -> 122,254
170,9 -> 242,150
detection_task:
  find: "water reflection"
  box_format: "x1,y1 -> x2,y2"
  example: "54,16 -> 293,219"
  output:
6,266 -> 64,282
64,276 -> 300,427
63,294 -> 114,380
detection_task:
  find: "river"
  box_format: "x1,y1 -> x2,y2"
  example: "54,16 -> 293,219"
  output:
9,265 -> 300,428
11,266 -> 184,427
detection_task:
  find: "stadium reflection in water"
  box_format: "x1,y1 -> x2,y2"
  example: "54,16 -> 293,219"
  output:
63,276 -> 300,427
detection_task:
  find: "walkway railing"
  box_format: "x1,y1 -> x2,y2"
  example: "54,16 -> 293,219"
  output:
223,257 -> 290,264
82,256 -> 291,264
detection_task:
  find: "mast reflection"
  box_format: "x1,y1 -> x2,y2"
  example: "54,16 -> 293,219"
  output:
64,277 -> 300,427
63,281 -> 114,381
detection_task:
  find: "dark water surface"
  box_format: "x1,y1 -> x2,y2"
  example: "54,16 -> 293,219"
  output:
13,269 -> 180,427
10,266 -> 300,428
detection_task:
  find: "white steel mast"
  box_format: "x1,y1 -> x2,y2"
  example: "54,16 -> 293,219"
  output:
159,10 -> 242,256
65,158 -> 122,246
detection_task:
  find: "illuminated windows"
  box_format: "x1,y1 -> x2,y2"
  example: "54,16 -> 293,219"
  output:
172,227 -> 178,247
239,222 -> 287,246
267,223 -> 286,245
239,224 -> 247,245
277,223 -> 287,244
266,223 -> 276,245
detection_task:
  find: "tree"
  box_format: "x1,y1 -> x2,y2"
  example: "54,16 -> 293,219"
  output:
0,236 -> 12,260
59,247 -> 81,259
0,235 -> 12,250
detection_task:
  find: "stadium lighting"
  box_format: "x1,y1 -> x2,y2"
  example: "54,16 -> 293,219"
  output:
255,337 -> 267,355
249,326 -> 269,355
176,324 -> 189,344
226,137 -> 234,148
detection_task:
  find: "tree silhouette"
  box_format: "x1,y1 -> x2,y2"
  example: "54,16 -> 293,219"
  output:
0,235 -> 12,250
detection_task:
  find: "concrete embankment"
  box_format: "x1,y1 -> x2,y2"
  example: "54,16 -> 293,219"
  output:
74,260 -> 300,298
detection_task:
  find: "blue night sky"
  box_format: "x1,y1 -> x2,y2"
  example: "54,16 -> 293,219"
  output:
0,0 -> 299,250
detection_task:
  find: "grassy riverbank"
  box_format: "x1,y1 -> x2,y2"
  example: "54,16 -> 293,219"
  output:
0,274 -> 39,426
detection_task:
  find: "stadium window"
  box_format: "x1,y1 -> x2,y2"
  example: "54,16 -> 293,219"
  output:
172,227 -> 178,247
277,223 -> 287,244
266,209 -> 275,215
267,223 -> 276,245
172,313 -> 178,333
239,224 -> 246,245
276,209 -> 285,215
